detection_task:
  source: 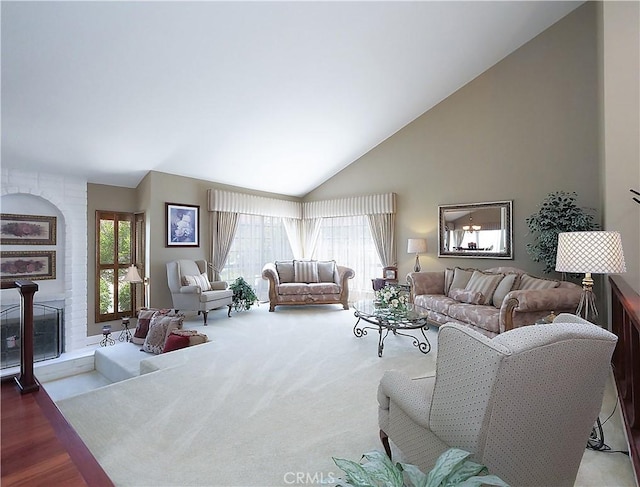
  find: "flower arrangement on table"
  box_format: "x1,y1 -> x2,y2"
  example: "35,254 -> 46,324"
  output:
375,284 -> 409,313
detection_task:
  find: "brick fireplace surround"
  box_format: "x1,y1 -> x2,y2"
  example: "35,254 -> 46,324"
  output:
1,168 -> 89,353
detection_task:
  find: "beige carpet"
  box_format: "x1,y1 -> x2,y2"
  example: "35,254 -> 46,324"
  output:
56,305 -> 439,486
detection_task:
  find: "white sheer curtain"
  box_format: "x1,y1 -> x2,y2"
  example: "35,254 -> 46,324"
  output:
302,218 -> 323,259
282,218 -> 303,259
219,214 -> 293,301
314,216 -> 380,301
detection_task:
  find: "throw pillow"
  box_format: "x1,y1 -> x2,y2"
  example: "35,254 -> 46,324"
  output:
294,260 -> 319,283
162,334 -> 190,353
447,268 -> 475,297
316,260 -> 337,283
519,274 -> 560,290
449,287 -> 485,305
492,273 -> 520,308
182,273 -> 212,291
275,261 -> 295,283
444,268 -> 455,295
142,314 -> 184,355
132,308 -> 157,345
464,270 -> 504,305
171,329 -> 209,346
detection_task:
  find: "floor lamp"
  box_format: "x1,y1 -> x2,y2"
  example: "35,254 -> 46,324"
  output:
122,264 -> 146,309
555,231 -> 626,322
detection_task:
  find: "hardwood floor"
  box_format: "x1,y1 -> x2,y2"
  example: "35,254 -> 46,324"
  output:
1,378 -> 113,486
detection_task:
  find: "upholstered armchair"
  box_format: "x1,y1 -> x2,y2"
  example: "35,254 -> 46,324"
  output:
378,314 -> 617,487
166,259 -> 233,324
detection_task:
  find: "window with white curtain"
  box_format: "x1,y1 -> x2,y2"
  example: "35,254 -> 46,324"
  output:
314,215 -> 380,301
220,214 -> 293,301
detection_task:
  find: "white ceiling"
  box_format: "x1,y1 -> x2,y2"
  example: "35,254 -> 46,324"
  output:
1,1 -> 583,197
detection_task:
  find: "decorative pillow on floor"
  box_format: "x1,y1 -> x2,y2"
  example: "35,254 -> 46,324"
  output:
162,333 -> 190,353
142,314 -> 184,354
170,329 -> 209,347
132,308 -> 160,345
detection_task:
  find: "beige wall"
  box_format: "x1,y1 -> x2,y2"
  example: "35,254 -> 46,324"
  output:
306,4 -> 600,281
87,183 -> 138,336
600,1 -> 640,293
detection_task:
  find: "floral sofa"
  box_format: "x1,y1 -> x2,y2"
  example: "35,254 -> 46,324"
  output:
262,260 -> 355,312
407,266 -> 582,337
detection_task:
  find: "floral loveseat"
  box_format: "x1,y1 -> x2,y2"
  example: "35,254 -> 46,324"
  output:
407,266 -> 582,337
262,260 -> 355,311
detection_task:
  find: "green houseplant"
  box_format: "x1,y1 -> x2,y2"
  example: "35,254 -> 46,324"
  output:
332,448 -> 509,487
229,276 -> 258,311
525,191 -> 598,274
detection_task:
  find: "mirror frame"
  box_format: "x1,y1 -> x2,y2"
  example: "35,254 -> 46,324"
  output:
438,200 -> 513,259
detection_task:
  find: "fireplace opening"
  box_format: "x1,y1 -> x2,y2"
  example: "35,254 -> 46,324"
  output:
1,303 -> 64,369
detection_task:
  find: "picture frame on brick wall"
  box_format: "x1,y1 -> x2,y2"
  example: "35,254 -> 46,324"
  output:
0,250 -> 56,282
0,214 -> 57,245
166,203 -> 199,247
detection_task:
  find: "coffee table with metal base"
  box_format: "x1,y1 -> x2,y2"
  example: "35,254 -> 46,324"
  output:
352,300 -> 432,357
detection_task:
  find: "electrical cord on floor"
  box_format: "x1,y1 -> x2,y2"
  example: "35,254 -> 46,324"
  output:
586,397 -> 629,455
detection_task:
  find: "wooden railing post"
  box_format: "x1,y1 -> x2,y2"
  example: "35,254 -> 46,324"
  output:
609,276 -> 640,480
15,280 -> 40,393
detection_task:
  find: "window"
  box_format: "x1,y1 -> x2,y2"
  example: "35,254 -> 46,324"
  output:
95,211 -> 136,322
220,214 -> 293,301
314,216 -> 380,301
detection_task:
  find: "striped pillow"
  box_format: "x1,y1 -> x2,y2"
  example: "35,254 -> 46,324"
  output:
464,271 -> 505,305
182,273 -> 212,291
519,274 -> 560,290
294,260 -> 319,283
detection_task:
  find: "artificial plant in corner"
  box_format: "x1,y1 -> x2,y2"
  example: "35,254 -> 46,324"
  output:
525,191 -> 598,274
229,276 -> 258,311
332,448 -> 509,487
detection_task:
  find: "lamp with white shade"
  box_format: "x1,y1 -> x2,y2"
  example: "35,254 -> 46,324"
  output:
121,264 -> 147,309
407,238 -> 427,273
555,231 -> 626,321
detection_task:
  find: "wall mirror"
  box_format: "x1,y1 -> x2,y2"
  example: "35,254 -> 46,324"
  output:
438,201 -> 513,259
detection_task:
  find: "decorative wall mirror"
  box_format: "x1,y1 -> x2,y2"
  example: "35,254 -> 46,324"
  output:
438,201 -> 513,259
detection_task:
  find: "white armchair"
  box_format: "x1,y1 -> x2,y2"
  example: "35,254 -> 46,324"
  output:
166,259 -> 233,324
378,314 -> 617,487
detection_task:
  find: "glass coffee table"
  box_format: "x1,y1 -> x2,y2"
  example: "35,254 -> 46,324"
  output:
352,300 -> 432,357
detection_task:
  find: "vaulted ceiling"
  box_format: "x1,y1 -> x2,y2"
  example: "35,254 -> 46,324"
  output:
1,1 -> 582,197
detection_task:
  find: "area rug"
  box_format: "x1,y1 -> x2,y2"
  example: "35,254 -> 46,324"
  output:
56,305 -> 439,486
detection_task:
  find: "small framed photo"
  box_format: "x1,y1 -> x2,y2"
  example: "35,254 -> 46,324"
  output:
0,214 -> 57,245
383,266 -> 398,280
166,203 -> 199,247
0,250 -> 56,282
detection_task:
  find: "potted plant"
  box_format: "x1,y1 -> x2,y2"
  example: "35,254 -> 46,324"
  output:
332,448 -> 509,487
525,191 -> 598,274
229,276 -> 258,311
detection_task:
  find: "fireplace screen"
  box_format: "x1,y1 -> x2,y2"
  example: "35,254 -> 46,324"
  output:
1,303 -> 63,369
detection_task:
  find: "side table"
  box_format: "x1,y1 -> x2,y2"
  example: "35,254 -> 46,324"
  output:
100,325 -> 115,347
119,317 -> 133,342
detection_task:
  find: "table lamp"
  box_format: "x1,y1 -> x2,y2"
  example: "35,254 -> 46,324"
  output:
555,231 -> 626,321
122,264 -> 146,308
407,238 -> 427,272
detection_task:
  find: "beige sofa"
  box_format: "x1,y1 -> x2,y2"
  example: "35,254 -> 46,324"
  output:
407,266 -> 582,337
262,260 -> 355,311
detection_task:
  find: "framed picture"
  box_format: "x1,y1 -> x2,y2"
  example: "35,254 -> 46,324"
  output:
166,203 -> 199,247
383,266 -> 398,280
0,250 -> 56,282
0,214 -> 57,245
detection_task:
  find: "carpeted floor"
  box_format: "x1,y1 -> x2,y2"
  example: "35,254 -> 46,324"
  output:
56,305 -> 439,486
54,304 -> 636,487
